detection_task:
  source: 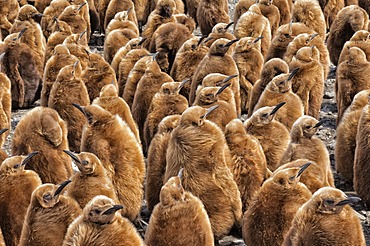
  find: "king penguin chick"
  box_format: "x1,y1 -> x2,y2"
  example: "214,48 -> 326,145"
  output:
48,61 -> 90,152
335,89 -> 370,183
145,172 -> 214,246
19,181 -> 82,246
280,115 -> 334,187
104,1 -> 138,31
146,114 -> 180,212
327,5 -> 369,66
0,153 -> 41,246
0,129 -> 8,164
249,58 -> 289,116
58,3 -> 88,37
243,164 -> 312,246
0,73 -> 11,145
322,0 -> 345,31
0,0 -> 19,39
165,106 -> 242,239
255,0 -> 281,38
63,195 -> 144,246
338,30 -> 370,65
196,0 -> 229,36
63,150 -> 119,208
245,103 -> 290,171
288,46 -> 324,119
40,0 -> 70,38
144,81 -> 188,152
12,107 -> 72,184
62,32 -> 90,70
225,119 -> 269,212
254,69 -> 304,130
283,187 -> 365,246
77,104 -> 145,221
92,84 -> 140,143
206,22 -> 236,48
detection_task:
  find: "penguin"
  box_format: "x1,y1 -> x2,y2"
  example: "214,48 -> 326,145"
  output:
338,30 -> 370,65
165,106 -> 242,239
63,32 -> 90,70
133,0 -> 151,32
144,81 -> 188,152
63,196 -> 145,245
42,44 -> 79,107
205,22 -> 236,48
145,172 -> 214,246
255,0 -> 281,38
146,114 -> 180,212
77,104 -> 145,221
132,55 -> 174,148
280,115 -> 334,187
0,0 -> 19,39
63,150 -> 119,207
111,37 -> 144,75
189,38 -> 240,114
11,107 -> 73,184
322,0 -> 345,31
48,61 -> 90,152
249,58 -> 289,116
92,84 -> 140,143
234,0 -> 256,26
225,119 -> 269,212
58,3 -> 88,36
232,36 -> 264,114
0,129 -> 8,164
288,46 -> 325,119
0,153 -> 42,246
234,4 -> 271,59
66,0 -> 91,41
243,164 -> 312,246
283,187 -> 365,246
150,0 -> 185,15
336,47 -> 370,124
104,1 -> 138,30
0,73 -> 11,145
327,5 -> 369,66
254,69 -> 304,130
81,53 -> 117,102
197,0 -> 229,36
40,0 -> 70,38
244,103 -> 290,171
336,90 -> 370,183
19,181 -> 82,246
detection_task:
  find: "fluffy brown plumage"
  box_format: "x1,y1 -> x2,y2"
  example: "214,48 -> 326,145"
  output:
58,3 -> 88,36
111,37 -> 144,75
196,0 -> 229,36
105,0 -> 138,30
63,32 -> 90,70
0,73 -> 11,146
338,30 -> 370,65
40,0 -> 70,38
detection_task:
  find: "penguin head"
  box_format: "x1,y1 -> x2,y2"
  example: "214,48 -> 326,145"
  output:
235,37 -> 262,53
160,173 -> 185,206
291,116 -> 322,141
270,163 -> 311,189
270,68 -> 299,93
126,37 -> 143,50
308,187 -> 361,214
73,104 -> 114,126
202,73 -> 230,87
211,22 -> 234,34
58,61 -> 82,81
225,119 -> 246,139
17,5 -> 42,21
273,24 -> 293,46
209,38 -> 238,56
33,181 -> 72,208
157,115 -> 181,134
180,37 -> 200,52
84,196 -> 124,224
157,0 -> 176,17
195,87 -> 219,105
347,47 -> 367,65
249,4 -> 262,15
63,150 -> 101,175
99,84 -> 118,97
0,152 -> 38,175
180,105 -> 219,127
302,33 -> 319,45
350,30 -> 369,42
53,44 -> 71,56
160,81 -> 183,95
294,46 -> 319,63
259,0 -> 273,6
349,7 -> 367,32
51,19 -> 72,34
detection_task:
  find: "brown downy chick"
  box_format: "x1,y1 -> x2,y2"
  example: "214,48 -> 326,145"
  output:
58,3 -> 88,37
150,0 -> 185,15
40,0 -> 70,38
232,36 -> 264,114
234,0 -> 255,26
234,4 -> 271,59
289,46 -> 324,119
170,37 -> 209,99
327,5 -> 369,66
165,106 -> 242,239
292,0 -> 326,40
104,0 -> 138,31
0,153 -> 41,246
92,84 -> 140,142
206,22 -> 236,47
284,33 -> 330,79
63,196 -> 144,245
335,90 -> 370,183
283,187 -> 365,246
11,107 -> 72,184
111,37 -> 144,74
63,150 -> 119,207
196,0 -> 229,36
184,0 -> 201,26
132,56 -> 174,149
189,38 -> 240,115
78,104 -> 145,221
63,32 -> 90,70
225,119 -> 269,212
19,181 -> 81,246
256,0 -> 280,38
245,103 -> 290,171
0,129 -> 8,164
338,30 -> 370,65
0,0 -> 18,39
322,0 -> 345,31
42,44 -> 79,107
243,164 -> 312,246
66,0 -> 91,41
48,61 -> 90,152
0,73 -> 11,145
34,0 -> 54,14
336,47 -> 370,123
280,115 -> 334,187
145,172 -> 214,246
254,69 -> 304,130
144,81 -> 188,152
146,114 -> 180,212
249,58 -> 289,116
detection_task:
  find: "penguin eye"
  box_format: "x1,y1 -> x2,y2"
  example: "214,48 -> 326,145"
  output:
13,164 -> 20,169
206,93 -> 213,97
305,125 -> 311,129
163,88 -> 171,94
278,178 -> 285,185
94,209 -> 101,214
283,33 -> 290,38
82,160 -> 89,165
262,113 -> 268,117
191,44 -> 197,50
43,193 -> 52,202
323,199 -> 335,207
218,44 -> 224,48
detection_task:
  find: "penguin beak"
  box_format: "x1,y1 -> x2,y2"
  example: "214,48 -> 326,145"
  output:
224,39 -> 239,47
151,52 -> 160,61
72,60 -> 79,75
32,13 -> 44,18
287,68 -> 300,81
335,197 -> 361,206
138,37 -> 147,46
178,168 -> 183,179
77,2 -> 87,11
0,128 -> 8,135
200,105 -> 219,119
289,162 -> 311,181
103,205 -> 124,215
197,36 -> 207,47
72,103 -> 85,115
53,180 -> 72,197
53,16 -> 59,23
22,152 -> 39,166
253,36 -> 264,43
216,74 -> 238,86
203,36 -> 214,44
269,102 -> 286,115
288,20 -> 293,36
308,33 -> 319,42
17,28 -> 28,40
77,30 -> 87,43
126,6 -> 132,15
224,22 -> 234,30
216,83 -> 231,95
313,121 -> 324,128
177,79 -> 190,92
63,150 -> 81,164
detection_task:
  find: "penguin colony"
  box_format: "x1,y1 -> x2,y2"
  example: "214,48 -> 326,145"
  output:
0,0 -> 369,245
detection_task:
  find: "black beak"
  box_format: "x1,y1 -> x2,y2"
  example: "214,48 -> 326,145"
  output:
224,22 -> 234,30
287,68 -> 300,81
54,180 -> 72,197
138,37 -> 147,46
22,151 -> 39,166
200,105 -> 219,119
224,39 -> 239,47
222,74 -> 238,83
253,36 -> 264,43
178,168 -> 183,179
203,36 -> 214,44
177,79 -> 190,91
151,52 -> 160,61
313,121 -> 324,128
336,197 -> 362,206
216,83 -> 231,95
72,60 -> 79,73
197,36 -> 207,47
72,103 -> 85,115
308,33 -> 319,42
63,150 -> 81,163
0,128 -> 8,135
270,102 -> 286,115
297,162 -> 311,177
17,28 -> 28,40
77,2 -> 87,11
126,6 -> 132,15
78,30 -> 87,42
103,205 -> 124,215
